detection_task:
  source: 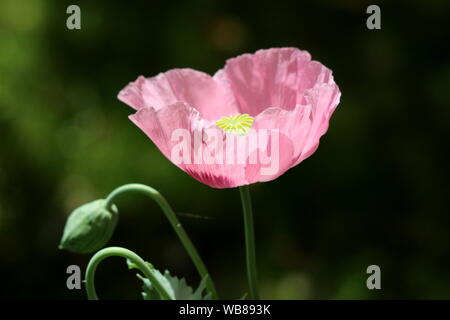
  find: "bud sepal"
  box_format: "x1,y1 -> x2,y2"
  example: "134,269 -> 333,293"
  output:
59,199 -> 118,254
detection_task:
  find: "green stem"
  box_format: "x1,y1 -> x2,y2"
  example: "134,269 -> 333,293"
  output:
239,185 -> 260,299
105,183 -> 218,299
85,246 -> 172,300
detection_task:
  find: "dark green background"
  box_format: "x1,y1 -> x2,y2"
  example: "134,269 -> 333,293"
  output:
0,0 -> 449,299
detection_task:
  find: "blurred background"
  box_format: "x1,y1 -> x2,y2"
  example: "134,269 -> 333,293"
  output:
0,0 -> 449,299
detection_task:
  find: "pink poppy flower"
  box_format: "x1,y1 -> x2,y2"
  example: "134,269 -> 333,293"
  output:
118,47 -> 341,188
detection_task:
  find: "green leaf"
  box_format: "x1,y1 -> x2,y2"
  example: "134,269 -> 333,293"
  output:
127,259 -> 211,300
164,270 -> 212,300
127,259 -> 174,299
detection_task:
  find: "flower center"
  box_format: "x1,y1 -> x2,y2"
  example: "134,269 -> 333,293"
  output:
215,113 -> 254,136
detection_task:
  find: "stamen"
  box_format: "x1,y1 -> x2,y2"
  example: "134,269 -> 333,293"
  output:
215,113 -> 254,136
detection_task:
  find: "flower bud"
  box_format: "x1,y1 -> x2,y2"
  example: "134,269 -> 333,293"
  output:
59,199 -> 118,254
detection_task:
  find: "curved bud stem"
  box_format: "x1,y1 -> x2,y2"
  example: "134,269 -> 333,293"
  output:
85,246 -> 172,300
104,183 -> 218,299
239,185 -> 260,299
